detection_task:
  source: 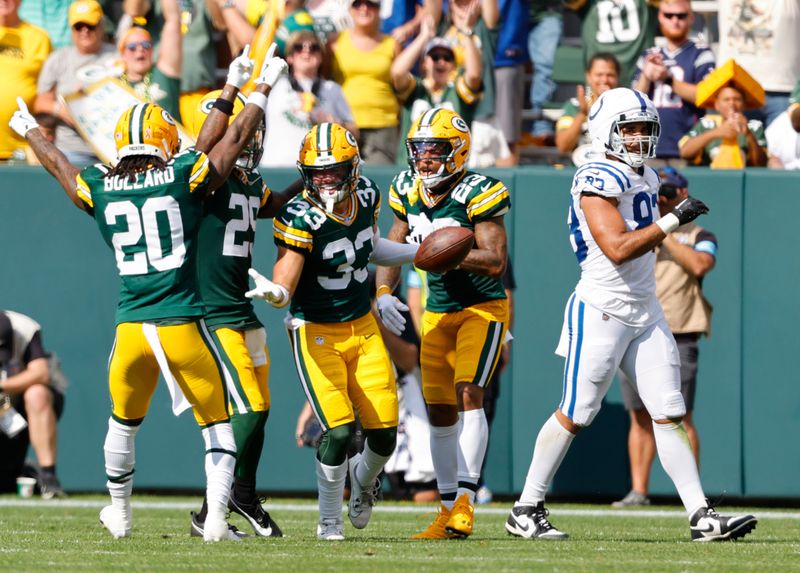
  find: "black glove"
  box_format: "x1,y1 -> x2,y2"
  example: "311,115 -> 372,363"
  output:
671,197 -> 709,225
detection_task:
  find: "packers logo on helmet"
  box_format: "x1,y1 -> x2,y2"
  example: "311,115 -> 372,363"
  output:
114,103 -> 180,162
192,90 -> 265,170
297,122 -> 361,212
406,107 -> 471,190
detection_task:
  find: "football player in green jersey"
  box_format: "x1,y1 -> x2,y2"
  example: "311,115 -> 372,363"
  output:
185,83 -> 303,538
247,122 -> 418,540
375,107 -> 511,540
8,45 -> 288,542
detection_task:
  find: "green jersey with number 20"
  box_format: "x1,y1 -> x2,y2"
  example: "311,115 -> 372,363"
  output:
389,169 -> 511,313
197,169 -> 271,330
273,176 -> 381,323
75,149 -> 212,324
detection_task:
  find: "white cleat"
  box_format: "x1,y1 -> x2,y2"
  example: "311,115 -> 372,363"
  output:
505,502 -> 569,540
99,504 -> 132,539
347,453 -> 379,529
317,518 -> 345,541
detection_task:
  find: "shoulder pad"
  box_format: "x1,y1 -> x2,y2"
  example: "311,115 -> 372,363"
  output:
390,169 -> 416,195
573,162 -> 628,196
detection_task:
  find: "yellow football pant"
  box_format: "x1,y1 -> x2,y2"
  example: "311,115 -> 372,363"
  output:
420,299 -> 509,405
211,326 -> 270,415
108,321 -> 229,427
287,312 -> 398,431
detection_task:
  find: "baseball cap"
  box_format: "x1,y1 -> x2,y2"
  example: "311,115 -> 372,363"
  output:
425,38 -> 455,57
69,0 -> 104,27
0,312 -> 12,366
658,167 -> 688,198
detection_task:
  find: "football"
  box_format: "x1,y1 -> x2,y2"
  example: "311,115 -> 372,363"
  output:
414,226 -> 475,273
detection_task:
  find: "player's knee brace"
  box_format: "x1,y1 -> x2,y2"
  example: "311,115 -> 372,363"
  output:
316,422 -> 355,466
363,427 -> 397,457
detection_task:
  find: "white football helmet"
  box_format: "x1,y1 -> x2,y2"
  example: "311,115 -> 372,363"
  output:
588,87 -> 660,168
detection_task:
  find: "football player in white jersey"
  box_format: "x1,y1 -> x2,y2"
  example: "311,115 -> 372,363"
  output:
505,87 -> 757,542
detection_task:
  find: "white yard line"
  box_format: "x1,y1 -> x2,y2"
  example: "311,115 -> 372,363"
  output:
1,499 -> 798,520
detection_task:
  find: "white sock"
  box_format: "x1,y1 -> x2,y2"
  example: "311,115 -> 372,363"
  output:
519,414 -> 575,505
316,458 -> 347,521
456,409 -> 488,504
201,423 -> 236,515
356,440 -> 392,488
104,418 -> 140,517
430,423 -> 459,509
652,421 -> 707,514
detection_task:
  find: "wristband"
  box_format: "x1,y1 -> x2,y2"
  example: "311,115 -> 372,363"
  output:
212,98 -> 234,115
655,213 -> 680,235
376,285 -> 393,298
247,91 -> 268,112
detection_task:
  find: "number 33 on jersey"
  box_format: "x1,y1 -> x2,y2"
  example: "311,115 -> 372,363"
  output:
272,176 -> 381,323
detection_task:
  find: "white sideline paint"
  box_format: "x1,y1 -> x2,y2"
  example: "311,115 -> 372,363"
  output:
0,499 -> 798,520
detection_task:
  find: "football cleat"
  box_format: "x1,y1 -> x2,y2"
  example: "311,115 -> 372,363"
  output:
411,504 -> 456,540
190,511 -> 247,541
611,489 -> 651,508
99,504 -> 132,539
347,453 -> 380,529
445,493 -> 474,538
505,502 -> 569,540
689,506 -> 757,542
316,518 -> 345,541
228,495 -> 283,537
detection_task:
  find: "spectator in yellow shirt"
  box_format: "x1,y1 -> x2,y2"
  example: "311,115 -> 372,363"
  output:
0,0 -> 51,161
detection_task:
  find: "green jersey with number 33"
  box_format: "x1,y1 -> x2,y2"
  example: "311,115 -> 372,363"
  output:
75,149 -> 212,324
273,176 -> 381,323
389,169 -> 511,313
197,169 -> 271,330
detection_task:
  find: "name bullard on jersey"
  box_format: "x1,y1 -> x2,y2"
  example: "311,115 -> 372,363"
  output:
103,166 -> 176,191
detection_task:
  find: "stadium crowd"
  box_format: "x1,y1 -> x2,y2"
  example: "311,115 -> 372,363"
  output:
1,0 -> 799,169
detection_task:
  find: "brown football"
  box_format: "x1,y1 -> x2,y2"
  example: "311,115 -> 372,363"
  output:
414,226 -> 475,273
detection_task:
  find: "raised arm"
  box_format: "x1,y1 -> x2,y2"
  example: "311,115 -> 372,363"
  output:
206,44 -> 287,190
156,0 -> 182,79
10,99 -> 84,211
207,0 -> 257,55
451,0 -> 483,89
391,15 -> 435,93
195,45 -> 254,153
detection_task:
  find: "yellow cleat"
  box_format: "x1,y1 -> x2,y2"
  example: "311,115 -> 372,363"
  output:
411,504 -> 454,540
445,493 -> 474,538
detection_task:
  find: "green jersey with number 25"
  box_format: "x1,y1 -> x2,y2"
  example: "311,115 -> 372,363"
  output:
273,176 -> 381,323
197,169 -> 271,330
75,149 -> 212,325
389,169 -> 511,313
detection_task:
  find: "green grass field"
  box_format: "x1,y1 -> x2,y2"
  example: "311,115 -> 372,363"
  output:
1,495 -> 798,572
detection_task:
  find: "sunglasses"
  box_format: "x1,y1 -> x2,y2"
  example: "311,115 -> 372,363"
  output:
661,12 -> 689,20
291,42 -> 322,54
428,52 -> 454,63
352,0 -> 379,8
125,40 -> 153,52
73,22 -> 97,32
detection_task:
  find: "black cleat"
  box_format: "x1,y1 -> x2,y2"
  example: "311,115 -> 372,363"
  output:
689,506 -> 757,542
505,502 -> 569,540
39,474 -> 66,499
229,496 -> 283,537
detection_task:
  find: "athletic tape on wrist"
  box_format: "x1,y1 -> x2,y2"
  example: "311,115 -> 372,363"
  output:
655,213 -> 680,235
247,92 -> 268,113
375,285 -> 393,299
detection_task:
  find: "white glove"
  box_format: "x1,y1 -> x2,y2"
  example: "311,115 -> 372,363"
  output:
255,43 -> 288,88
9,97 -> 39,138
226,44 -> 254,89
245,268 -> 290,307
376,294 -> 409,336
